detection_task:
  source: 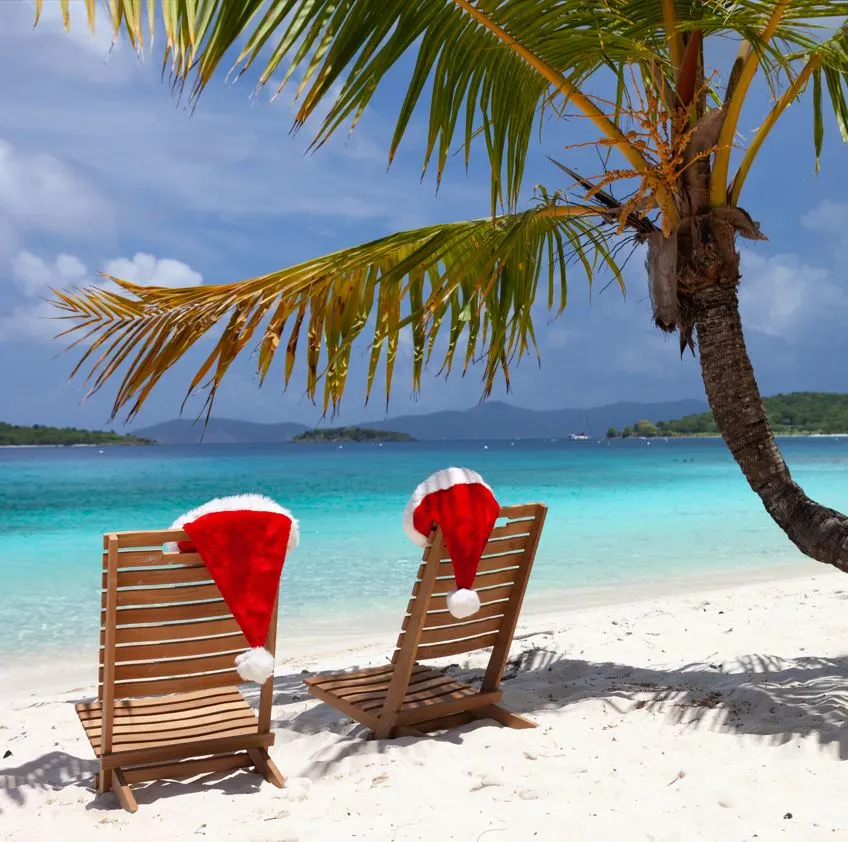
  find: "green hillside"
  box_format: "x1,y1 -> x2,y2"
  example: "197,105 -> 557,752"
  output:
610,393 -> 848,437
0,422 -> 152,446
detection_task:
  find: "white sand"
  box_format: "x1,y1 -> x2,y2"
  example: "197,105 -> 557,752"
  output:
4,565 -> 848,841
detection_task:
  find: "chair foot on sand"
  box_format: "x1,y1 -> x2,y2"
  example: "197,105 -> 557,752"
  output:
248,748 -> 286,788
473,704 -> 537,729
390,705 -> 535,738
111,770 -> 138,814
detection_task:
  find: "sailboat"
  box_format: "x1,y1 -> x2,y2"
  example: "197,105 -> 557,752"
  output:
568,409 -> 592,441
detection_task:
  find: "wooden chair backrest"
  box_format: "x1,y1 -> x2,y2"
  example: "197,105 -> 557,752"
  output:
99,529 -> 279,703
392,503 -> 547,690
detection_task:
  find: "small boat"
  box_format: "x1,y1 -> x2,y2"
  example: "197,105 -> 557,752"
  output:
568,432 -> 591,441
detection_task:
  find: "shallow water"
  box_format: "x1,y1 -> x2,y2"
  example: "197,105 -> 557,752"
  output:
1,437 -> 845,652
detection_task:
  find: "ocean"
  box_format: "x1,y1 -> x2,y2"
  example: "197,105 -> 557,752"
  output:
2,437 -> 847,655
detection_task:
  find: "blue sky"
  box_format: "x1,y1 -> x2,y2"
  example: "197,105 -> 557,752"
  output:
1,2 -> 847,430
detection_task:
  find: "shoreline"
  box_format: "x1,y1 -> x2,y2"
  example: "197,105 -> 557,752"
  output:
2,559 -> 829,699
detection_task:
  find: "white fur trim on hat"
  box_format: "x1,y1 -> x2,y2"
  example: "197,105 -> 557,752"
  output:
164,493 -> 299,552
402,467 -> 493,547
235,646 -> 275,683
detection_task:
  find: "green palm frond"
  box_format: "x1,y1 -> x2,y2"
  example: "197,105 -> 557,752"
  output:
54,201 -> 630,422
38,1 -> 848,213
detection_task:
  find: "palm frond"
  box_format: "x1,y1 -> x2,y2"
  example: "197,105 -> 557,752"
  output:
54,202 -> 628,422
38,1 -> 848,216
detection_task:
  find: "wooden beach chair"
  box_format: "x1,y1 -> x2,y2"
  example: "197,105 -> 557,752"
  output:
75,529 -> 284,813
305,503 -> 547,739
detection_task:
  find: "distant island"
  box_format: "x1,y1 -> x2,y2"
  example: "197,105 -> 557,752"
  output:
293,426 -> 414,443
607,392 -> 848,438
0,422 -> 152,447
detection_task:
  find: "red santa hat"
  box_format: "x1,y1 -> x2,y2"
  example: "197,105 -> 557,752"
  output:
403,468 -> 500,619
165,494 -> 298,684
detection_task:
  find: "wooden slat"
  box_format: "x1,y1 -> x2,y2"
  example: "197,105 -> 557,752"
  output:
106,633 -> 247,664
306,664 -> 405,693
105,616 -> 243,646
114,530 -> 188,549
100,732 -> 274,769
498,503 -> 542,520
414,566 -> 518,598
88,717 -> 260,752
433,553 -> 521,579
84,713 -> 260,752
104,550 -> 204,571
77,687 -> 242,720
417,615 -> 502,646
338,667 -> 444,700
346,673 -> 453,706
395,689 -> 502,724
415,630 -> 500,660
104,582 -> 224,609
107,669 -> 241,699
489,519 -> 534,540
108,708 -> 257,738
359,676 -> 461,712
427,583 -> 513,613
81,704 -> 249,734
122,752 -> 252,785
80,699 -> 251,731
103,565 -> 211,589
110,600 -> 232,626
402,599 -> 506,632
435,533 -> 530,562
103,651 -> 239,683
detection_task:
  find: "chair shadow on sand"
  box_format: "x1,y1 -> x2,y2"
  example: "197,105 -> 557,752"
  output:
6,649 -> 848,810
245,646 -> 848,775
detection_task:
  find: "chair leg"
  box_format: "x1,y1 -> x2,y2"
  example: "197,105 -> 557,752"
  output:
474,704 -> 537,729
111,769 -> 138,813
248,748 -> 285,788
97,766 -> 112,795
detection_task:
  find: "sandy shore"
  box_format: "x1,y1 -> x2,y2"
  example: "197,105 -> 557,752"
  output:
4,565 -> 848,841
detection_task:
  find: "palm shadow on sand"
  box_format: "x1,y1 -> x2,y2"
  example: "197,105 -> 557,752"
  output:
257,647 -> 848,775
5,649 -> 848,809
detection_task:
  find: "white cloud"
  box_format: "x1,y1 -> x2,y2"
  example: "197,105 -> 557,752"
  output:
0,250 -> 203,342
800,199 -> 848,236
738,248 -> 844,339
102,253 -> 203,288
10,251 -> 86,297
3,1 -> 134,85
0,139 -> 110,256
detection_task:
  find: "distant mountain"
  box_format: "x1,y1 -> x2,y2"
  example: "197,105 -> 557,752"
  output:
133,399 -> 707,444
362,399 -> 708,440
132,418 -> 308,445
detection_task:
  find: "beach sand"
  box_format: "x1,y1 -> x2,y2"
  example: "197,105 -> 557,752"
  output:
4,565 -> 848,841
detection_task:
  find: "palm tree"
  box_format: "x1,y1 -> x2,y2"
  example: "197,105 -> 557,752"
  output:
39,1 -> 848,570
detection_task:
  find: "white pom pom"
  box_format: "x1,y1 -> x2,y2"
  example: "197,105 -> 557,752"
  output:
235,647 -> 275,683
446,588 -> 480,619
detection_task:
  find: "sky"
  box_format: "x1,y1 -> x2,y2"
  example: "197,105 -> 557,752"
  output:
1,2 -> 847,431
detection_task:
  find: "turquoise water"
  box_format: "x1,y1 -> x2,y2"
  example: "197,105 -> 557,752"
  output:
2,438 -> 847,653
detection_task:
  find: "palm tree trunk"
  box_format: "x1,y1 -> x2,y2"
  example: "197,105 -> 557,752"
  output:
693,282 -> 848,572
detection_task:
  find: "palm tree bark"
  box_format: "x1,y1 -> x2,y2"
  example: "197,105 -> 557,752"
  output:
694,283 -> 848,572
